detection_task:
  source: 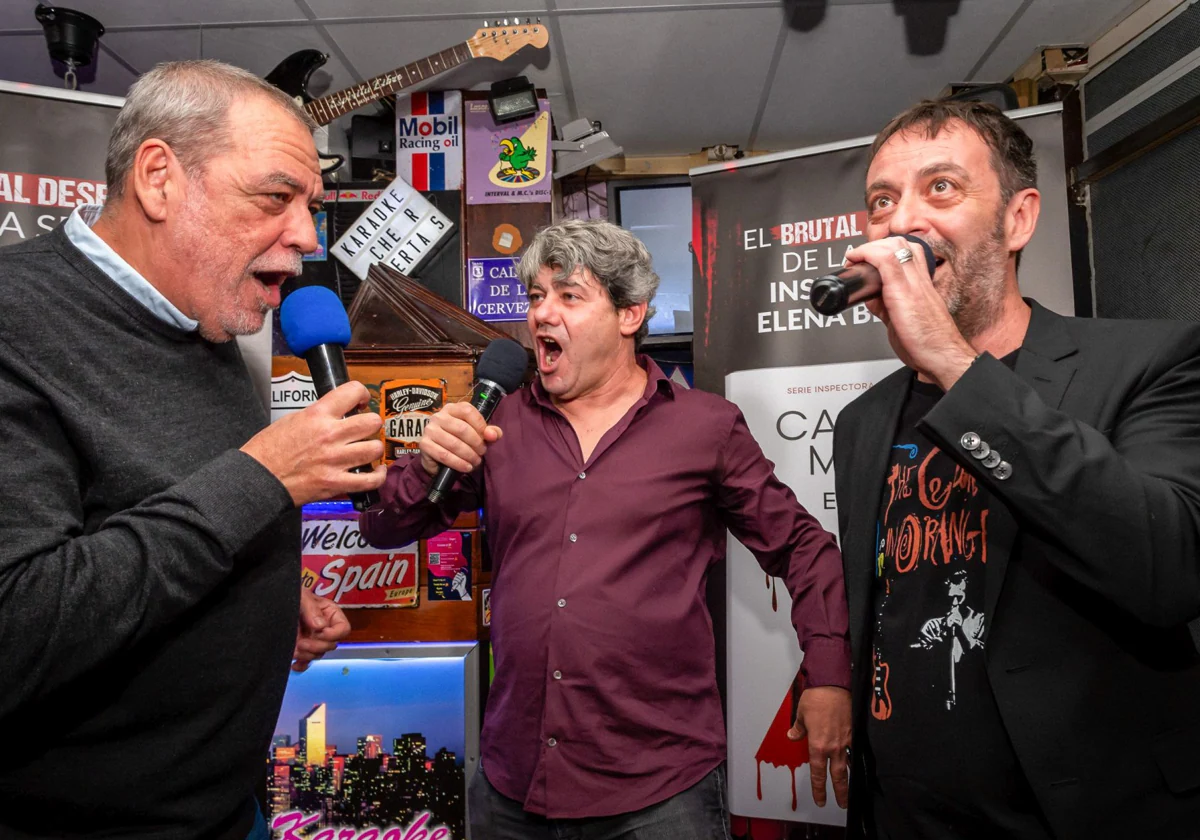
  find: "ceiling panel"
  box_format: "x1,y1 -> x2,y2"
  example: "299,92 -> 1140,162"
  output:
754,0 -> 1025,151
87,25 -> 362,103
190,25 -> 357,91
0,0 -> 1155,160
0,33 -> 138,96
972,0 -> 1145,82
0,0 -> 307,30
306,1 -> 550,21
97,29 -> 201,77
0,1 -> 41,31
561,6 -> 784,154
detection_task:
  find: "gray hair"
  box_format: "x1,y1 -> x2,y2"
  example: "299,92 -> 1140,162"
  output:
517,219 -> 659,346
105,59 -> 317,201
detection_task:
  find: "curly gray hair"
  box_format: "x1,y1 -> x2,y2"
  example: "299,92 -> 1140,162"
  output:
105,59 -> 317,201
516,219 -> 660,346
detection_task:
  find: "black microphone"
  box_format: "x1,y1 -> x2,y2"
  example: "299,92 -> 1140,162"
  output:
428,338 -> 528,505
809,234 -> 937,316
279,285 -> 379,512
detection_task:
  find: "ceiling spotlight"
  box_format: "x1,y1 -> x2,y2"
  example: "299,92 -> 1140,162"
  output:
35,4 -> 105,90
551,118 -> 623,179
782,0 -> 829,32
892,0 -> 960,57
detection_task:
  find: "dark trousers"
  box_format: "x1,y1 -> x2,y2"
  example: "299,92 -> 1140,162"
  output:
468,763 -> 731,840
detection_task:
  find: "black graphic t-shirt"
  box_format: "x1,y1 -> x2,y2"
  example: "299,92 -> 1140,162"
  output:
866,367 -> 1051,839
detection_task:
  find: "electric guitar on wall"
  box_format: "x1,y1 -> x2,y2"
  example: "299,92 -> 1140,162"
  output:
265,20 -> 549,173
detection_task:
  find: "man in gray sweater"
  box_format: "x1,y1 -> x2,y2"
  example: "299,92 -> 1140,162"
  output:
0,61 -> 386,839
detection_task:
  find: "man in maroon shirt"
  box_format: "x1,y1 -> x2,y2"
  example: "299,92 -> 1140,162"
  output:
362,219 -> 851,838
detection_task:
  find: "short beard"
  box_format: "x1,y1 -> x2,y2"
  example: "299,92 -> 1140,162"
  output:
929,211 -> 1009,341
198,300 -> 270,343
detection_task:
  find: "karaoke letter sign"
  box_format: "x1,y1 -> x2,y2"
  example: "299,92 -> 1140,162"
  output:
332,176 -> 454,280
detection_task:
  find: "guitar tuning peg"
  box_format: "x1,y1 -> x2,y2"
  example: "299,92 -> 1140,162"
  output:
483,20 -> 489,27
502,18 -> 509,25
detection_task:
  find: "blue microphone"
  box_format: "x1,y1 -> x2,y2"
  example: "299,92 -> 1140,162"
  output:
280,286 -> 378,511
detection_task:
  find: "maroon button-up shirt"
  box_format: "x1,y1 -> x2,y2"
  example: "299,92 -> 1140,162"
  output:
361,357 -> 849,819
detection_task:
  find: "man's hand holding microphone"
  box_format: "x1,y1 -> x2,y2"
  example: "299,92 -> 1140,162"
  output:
419,339 -> 527,503
241,286 -> 387,508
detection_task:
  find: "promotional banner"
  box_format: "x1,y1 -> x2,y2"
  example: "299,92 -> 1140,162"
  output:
396,90 -> 464,191
0,84 -> 122,247
691,106 -> 1075,826
465,97 -> 552,204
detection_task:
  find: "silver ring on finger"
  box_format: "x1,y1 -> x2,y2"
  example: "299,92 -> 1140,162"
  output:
894,246 -> 914,264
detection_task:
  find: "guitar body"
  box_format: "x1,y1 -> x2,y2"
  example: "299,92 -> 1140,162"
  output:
265,50 -> 344,174
264,49 -> 328,102
871,650 -> 893,721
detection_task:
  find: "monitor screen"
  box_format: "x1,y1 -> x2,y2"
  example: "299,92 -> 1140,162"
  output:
264,642 -> 479,839
609,178 -> 693,336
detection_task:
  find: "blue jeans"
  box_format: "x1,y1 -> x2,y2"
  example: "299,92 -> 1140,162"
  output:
467,763 -> 731,840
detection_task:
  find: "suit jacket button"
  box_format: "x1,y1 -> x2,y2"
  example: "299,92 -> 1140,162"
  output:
992,461 -> 1013,480
971,441 -> 992,460
960,432 -> 981,451
982,451 -> 1002,469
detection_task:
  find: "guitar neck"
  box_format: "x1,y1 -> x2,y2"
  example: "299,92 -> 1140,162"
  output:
304,42 -> 473,125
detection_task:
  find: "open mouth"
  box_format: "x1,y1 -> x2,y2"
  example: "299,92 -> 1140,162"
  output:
537,335 -> 563,372
254,270 -> 291,288
252,271 -> 291,308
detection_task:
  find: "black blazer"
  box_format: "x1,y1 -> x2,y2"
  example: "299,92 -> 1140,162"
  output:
833,301 -> 1200,839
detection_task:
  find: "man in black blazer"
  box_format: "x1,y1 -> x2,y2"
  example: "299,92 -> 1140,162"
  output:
831,99 -> 1200,839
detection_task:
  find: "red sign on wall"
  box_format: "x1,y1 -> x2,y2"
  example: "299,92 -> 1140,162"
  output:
301,516 -> 419,608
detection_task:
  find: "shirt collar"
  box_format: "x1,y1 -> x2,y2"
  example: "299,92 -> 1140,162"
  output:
529,353 -> 675,410
63,204 -> 199,332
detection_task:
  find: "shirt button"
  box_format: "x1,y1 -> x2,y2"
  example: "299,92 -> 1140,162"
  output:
557,598 -> 566,608
960,432 -> 981,451
553,670 -> 562,680
578,471 -> 587,480
547,737 -> 558,747
569,533 -> 578,543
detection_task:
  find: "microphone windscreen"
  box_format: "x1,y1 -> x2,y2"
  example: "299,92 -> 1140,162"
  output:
476,338 -> 528,394
905,234 -> 937,276
280,285 -> 352,356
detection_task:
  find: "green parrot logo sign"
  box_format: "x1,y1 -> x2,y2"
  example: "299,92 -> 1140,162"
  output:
495,137 -> 540,183
487,111 -> 550,188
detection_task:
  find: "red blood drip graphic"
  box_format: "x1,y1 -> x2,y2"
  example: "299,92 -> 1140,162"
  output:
754,670 -> 809,810
730,815 -> 790,840
692,200 -> 720,348
764,574 -> 779,612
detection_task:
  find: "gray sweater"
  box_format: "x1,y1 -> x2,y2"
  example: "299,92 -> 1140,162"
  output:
0,225 -> 300,838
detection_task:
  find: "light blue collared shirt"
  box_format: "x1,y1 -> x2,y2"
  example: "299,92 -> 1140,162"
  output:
64,205 -> 199,331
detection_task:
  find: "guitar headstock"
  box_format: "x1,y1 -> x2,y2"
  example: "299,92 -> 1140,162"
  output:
468,18 -> 549,61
